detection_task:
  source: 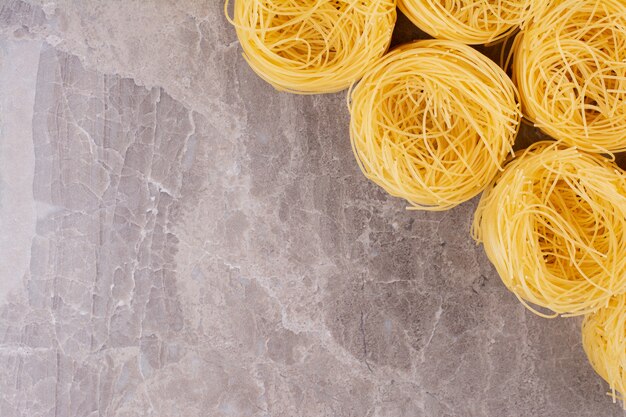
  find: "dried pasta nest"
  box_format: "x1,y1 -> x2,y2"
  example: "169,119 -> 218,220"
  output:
582,294 -> 626,408
349,40 -> 520,211
226,0 -> 397,94
473,142 -> 626,317
513,0 -> 626,153
398,0 -> 534,45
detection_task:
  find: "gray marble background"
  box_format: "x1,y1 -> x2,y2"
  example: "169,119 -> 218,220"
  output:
0,1 -> 624,416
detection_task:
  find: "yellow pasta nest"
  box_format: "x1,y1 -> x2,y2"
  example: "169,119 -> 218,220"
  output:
349,40 -> 520,211
225,0 -> 397,94
398,0 -> 533,45
582,294 -> 626,408
473,142 -> 626,317
513,0 -> 626,153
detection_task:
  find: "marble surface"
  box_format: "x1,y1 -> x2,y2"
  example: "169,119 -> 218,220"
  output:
0,1 -> 624,416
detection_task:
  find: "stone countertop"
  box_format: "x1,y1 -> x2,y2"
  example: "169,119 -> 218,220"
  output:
0,1 -> 623,416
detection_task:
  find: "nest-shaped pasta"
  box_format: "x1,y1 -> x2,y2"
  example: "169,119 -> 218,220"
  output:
225,0 -> 397,94
513,0 -> 626,153
473,142 -> 626,317
349,40 -> 520,211
398,0 -> 533,45
582,294 -> 626,408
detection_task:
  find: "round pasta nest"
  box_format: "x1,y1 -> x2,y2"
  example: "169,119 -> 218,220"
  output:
225,0 -> 397,94
513,0 -> 626,153
349,40 -> 521,211
398,0 -> 533,45
473,142 -> 626,317
582,294 -> 626,408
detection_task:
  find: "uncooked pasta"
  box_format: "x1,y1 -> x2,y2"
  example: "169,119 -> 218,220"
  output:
473,142 -> 626,317
513,0 -> 626,153
224,0 -> 397,94
349,40 -> 521,211
582,294 -> 626,408
398,0 -> 535,45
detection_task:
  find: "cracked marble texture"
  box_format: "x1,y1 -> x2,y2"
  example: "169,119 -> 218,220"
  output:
0,1 -> 624,417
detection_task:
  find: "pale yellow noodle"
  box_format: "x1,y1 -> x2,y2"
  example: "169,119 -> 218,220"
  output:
349,40 -> 521,211
398,0 -> 540,45
473,142 -> 626,317
582,294 -> 626,409
224,0 -> 397,94
513,0 -> 626,153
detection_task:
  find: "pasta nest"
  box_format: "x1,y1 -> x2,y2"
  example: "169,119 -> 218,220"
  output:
226,0 -> 397,94
513,0 -> 626,153
349,40 -> 521,211
473,142 -> 626,317
582,294 -> 626,408
398,0 -> 535,45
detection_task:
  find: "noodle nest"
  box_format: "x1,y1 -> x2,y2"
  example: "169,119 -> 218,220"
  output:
513,0 -> 626,153
398,0 -> 533,45
473,142 -> 626,317
582,294 -> 626,408
349,40 -> 521,211
225,0 -> 397,94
